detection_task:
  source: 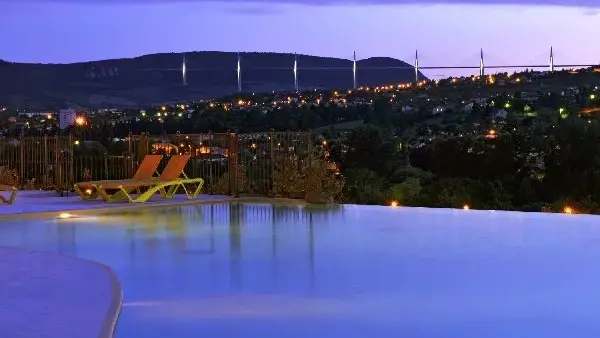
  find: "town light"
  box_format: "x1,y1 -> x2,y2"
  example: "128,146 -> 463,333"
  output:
563,206 -> 574,214
390,201 -> 399,207
591,94 -> 596,100
75,116 -> 86,126
463,204 -> 470,210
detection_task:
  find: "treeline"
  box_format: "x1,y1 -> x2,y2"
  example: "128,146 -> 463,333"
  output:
334,121 -> 600,213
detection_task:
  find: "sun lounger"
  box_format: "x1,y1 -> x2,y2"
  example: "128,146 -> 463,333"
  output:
0,185 -> 17,204
75,154 -> 163,200
94,155 -> 204,203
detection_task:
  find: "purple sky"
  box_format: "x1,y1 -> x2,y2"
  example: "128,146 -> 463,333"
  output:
1,0 -> 599,78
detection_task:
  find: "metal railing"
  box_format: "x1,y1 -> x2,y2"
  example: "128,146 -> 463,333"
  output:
0,131 -> 312,196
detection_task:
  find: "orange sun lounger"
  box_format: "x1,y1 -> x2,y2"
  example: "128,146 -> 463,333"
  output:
86,155 -> 204,203
75,154 -> 163,201
0,185 -> 17,204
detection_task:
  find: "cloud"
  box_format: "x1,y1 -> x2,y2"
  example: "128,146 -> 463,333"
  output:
226,4 -> 287,14
4,0 -> 600,6
582,7 -> 600,14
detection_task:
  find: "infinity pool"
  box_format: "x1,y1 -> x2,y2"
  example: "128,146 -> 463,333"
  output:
1,203 -> 600,337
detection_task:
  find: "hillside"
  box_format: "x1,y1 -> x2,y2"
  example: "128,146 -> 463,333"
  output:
0,52 -> 425,109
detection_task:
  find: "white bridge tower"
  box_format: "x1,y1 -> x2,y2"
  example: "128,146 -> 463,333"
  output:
479,48 -> 485,77
181,53 -> 187,86
237,52 -> 242,92
353,51 -> 357,89
293,53 -> 298,93
550,46 -> 554,72
415,50 -> 419,83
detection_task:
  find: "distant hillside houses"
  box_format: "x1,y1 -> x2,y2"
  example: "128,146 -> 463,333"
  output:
432,106 -> 446,115
521,92 -> 540,103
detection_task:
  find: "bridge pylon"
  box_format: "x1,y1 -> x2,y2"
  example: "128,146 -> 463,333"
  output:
293,53 -> 298,93
479,48 -> 485,77
237,52 -> 242,92
415,50 -> 419,83
181,52 -> 187,86
353,51 -> 357,89
550,46 -> 554,72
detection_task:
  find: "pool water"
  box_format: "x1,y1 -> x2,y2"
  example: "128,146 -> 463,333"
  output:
1,203 -> 600,338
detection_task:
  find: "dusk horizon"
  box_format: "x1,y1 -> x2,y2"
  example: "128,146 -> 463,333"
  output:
3,1 -> 599,78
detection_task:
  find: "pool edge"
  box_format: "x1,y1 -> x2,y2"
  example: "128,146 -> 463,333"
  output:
97,258 -> 123,338
0,196 -> 309,221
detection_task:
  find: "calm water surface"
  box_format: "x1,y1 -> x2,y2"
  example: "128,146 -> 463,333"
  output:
1,203 -> 600,338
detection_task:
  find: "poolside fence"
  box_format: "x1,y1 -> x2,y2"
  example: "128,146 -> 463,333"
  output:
0,131 -> 312,196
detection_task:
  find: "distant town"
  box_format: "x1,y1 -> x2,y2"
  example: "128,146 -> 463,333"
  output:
1,66 -> 600,213
3,67 -> 599,136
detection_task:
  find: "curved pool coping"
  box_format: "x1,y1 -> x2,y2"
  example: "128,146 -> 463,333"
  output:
0,196 -> 303,338
95,256 -> 123,338
0,246 -> 123,338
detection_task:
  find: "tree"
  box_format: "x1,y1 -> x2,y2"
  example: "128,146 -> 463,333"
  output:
389,177 -> 422,205
514,177 -> 537,207
342,125 -> 400,177
342,168 -> 387,205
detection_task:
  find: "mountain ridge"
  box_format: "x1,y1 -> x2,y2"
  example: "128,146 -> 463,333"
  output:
0,51 -> 427,109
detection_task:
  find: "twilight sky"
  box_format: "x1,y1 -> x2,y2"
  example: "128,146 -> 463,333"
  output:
1,0 -> 599,78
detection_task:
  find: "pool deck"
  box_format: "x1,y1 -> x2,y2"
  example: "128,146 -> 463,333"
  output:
0,190 -> 241,338
0,246 -> 122,338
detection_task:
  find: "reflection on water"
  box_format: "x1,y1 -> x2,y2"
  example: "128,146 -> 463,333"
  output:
0,202 -> 344,296
121,295 -> 369,319
5,204 -> 600,338
0,202 -> 349,337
